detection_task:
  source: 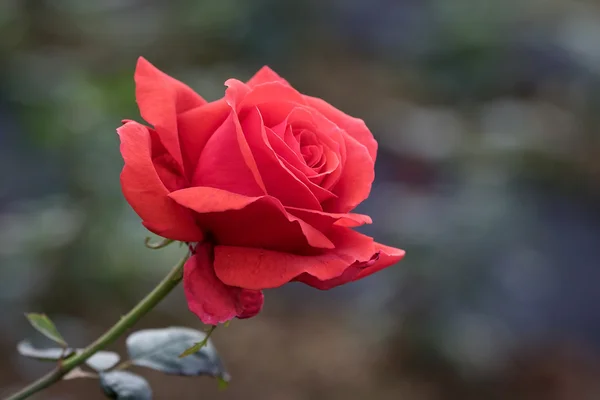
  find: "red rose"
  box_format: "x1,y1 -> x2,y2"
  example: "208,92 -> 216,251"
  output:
118,57 -> 405,325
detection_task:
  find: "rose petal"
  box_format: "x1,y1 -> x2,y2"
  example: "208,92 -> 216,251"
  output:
305,95 -> 378,161
265,126 -> 308,173
282,124 -> 303,158
176,99 -> 230,179
266,115 -> 341,204
214,81 -> 269,194
284,207 -> 372,231
279,158 -> 338,203
276,107 -> 346,190
300,109 -> 346,190
296,242 -> 405,289
302,144 -> 323,167
135,57 -> 206,168
146,129 -> 188,192
246,66 -> 290,88
184,244 -> 264,325
240,107 -> 322,210
117,121 -> 203,242
225,78 -> 308,130
193,112 -> 265,196
307,146 -> 341,187
184,249 -> 238,325
169,187 -> 334,251
213,227 -> 392,290
322,133 -> 374,213
238,81 -> 306,113
235,289 -> 264,319
354,242 -> 406,280
265,123 -> 337,198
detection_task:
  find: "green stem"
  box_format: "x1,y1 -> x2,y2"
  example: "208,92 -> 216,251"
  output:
4,252 -> 190,400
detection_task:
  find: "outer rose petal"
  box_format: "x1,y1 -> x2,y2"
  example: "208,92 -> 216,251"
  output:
169,187 -> 334,251
193,112 -> 266,196
184,244 -> 264,325
304,95 -> 378,161
246,66 -> 290,88
225,78 -> 306,127
295,242 -> 406,290
177,99 -> 230,179
135,57 -> 206,168
284,207 -> 372,231
323,133 -> 375,213
237,81 -> 306,113
213,227 -> 399,290
147,129 -> 187,192
117,121 -> 203,242
353,242 -> 406,281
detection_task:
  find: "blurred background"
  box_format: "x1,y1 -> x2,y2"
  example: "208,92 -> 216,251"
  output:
1,0 -> 600,399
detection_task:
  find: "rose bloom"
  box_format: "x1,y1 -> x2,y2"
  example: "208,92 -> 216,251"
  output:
118,58 -> 405,324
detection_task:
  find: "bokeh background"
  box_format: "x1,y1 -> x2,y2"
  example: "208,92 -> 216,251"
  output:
2,0 -> 600,399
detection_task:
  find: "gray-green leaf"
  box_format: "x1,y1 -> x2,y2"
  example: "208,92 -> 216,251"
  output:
86,351 -> 121,371
25,313 -> 67,347
17,340 -> 74,360
126,327 -> 229,380
17,340 -> 120,371
100,371 -> 152,400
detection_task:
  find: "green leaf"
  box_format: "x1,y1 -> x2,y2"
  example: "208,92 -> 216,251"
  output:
217,376 -> 230,391
100,371 -> 152,400
125,327 -> 228,379
144,237 -> 174,250
25,313 -> 67,347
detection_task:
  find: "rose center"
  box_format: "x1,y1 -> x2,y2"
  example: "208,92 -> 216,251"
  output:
295,129 -> 325,169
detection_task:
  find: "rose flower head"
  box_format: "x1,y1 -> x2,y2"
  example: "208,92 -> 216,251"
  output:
118,58 -> 405,325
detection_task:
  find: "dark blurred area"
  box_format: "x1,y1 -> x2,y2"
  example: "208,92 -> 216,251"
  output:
2,0 -> 600,399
